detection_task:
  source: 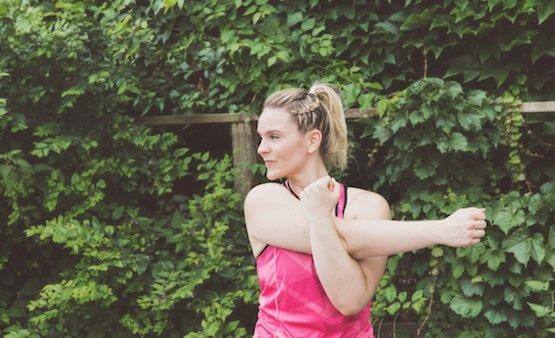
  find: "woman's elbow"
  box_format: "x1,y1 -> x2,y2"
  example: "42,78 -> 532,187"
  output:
338,296 -> 369,316
339,303 -> 365,317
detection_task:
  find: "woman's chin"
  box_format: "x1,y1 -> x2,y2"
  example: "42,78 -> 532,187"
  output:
265,169 -> 281,181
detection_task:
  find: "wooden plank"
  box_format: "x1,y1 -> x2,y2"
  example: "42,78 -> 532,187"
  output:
346,108 -> 377,119
136,102 -> 553,126
231,121 -> 258,199
136,113 -> 257,125
136,108 -> 377,126
520,101 -> 555,113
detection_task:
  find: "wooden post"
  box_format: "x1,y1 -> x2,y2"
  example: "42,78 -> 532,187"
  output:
230,118 -> 258,200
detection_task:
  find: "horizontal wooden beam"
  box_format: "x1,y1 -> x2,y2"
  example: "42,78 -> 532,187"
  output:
135,113 -> 256,125
520,101 -> 555,113
136,101 -> 554,126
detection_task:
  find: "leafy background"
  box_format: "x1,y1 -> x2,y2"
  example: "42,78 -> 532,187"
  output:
0,0 -> 553,337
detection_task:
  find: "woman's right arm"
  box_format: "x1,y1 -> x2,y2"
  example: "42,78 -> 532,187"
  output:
244,183 -> 487,258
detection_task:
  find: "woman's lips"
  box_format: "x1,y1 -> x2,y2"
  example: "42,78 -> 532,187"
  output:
265,161 -> 275,167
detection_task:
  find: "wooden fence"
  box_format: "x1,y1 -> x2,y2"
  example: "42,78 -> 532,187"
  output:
137,101 -> 555,198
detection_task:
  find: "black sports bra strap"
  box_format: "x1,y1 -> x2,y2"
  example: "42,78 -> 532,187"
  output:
283,179 -> 347,217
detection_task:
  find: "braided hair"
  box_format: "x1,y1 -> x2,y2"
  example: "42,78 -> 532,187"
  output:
263,82 -> 349,172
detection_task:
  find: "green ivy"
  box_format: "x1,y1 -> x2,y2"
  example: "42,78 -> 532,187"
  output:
1,0 -> 553,337
362,78 -> 553,337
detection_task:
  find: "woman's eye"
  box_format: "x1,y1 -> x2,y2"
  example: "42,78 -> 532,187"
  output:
270,135 -> 279,140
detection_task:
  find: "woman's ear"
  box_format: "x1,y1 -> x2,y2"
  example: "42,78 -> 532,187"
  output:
306,129 -> 322,154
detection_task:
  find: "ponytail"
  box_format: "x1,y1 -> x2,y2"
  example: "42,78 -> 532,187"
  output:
263,82 -> 350,172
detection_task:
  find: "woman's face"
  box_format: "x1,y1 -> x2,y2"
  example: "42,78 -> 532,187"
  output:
256,107 -> 310,181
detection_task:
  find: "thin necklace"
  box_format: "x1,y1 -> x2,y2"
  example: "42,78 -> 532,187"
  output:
285,179 -> 302,199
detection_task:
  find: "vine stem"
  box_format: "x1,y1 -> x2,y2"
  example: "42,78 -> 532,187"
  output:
377,317 -> 383,338
522,124 -> 555,148
417,273 -> 438,335
393,312 -> 399,338
422,50 -> 428,78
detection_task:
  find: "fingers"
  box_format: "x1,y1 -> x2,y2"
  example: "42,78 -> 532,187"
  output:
471,229 -> 485,238
472,209 -> 486,220
473,220 -> 487,229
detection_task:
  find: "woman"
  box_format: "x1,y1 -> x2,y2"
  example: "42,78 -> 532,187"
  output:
243,82 -> 487,337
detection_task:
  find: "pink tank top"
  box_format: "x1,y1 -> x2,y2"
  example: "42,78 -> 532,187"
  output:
253,180 -> 374,337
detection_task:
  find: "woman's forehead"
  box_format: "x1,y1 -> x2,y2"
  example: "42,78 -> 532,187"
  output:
257,107 -> 292,134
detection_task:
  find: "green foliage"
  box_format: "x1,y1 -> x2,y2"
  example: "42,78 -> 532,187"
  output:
364,78 -> 553,337
0,0 -> 553,337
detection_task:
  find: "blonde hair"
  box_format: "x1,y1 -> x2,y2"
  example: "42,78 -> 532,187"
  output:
263,82 -> 349,172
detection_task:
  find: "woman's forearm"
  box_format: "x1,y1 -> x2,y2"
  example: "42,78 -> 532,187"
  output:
308,213 -> 368,316
334,218 -> 444,259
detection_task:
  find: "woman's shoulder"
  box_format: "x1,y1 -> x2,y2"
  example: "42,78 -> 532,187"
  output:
345,186 -> 391,219
345,186 -> 387,202
246,181 -> 287,196
244,182 -> 289,208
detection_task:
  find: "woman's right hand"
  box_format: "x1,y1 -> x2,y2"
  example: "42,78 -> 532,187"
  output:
439,207 -> 488,247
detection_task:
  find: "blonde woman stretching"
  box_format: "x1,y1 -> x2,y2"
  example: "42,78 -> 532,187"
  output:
244,83 -> 487,337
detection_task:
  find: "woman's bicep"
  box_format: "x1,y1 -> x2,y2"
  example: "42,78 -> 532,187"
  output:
243,183 -> 312,254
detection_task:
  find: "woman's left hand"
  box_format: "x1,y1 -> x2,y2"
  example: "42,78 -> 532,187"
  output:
299,176 -> 341,217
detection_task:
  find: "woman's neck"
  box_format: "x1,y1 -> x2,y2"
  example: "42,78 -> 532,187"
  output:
286,164 -> 330,198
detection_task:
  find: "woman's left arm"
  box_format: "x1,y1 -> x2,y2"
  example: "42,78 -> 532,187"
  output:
309,189 -> 391,315
307,212 -> 370,316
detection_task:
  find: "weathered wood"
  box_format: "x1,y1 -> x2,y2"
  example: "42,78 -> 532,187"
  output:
520,101 -> 555,113
136,113 -> 257,125
136,102 -> 555,126
231,121 -> 258,199
136,108 -> 380,126
345,108 -> 378,119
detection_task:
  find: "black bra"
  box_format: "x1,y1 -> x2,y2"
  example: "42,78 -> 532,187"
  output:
252,179 -> 348,263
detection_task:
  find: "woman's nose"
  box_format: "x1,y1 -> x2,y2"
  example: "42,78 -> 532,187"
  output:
257,140 -> 269,155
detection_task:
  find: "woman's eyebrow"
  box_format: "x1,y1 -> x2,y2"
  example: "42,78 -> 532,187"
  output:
256,129 -> 281,135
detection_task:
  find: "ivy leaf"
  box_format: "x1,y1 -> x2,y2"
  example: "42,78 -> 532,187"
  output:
526,302 -> 551,317
449,132 -> 468,151
411,290 -> 424,301
530,233 -> 545,264
391,117 -> 407,133
524,280 -> 548,292
301,18 -> 315,31
413,161 -> 435,179
387,302 -> 401,315
505,236 -> 531,266
384,284 -> 397,302
450,295 -> 483,318
547,251 -> 555,271
484,308 -> 507,325
457,113 -> 482,131
372,125 -> 391,144
400,12 -> 427,31
452,262 -> 465,278
536,1 -> 555,24
494,209 -> 525,234
374,21 -> 399,35
504,287 -> 523,310
287,12 -> 302,27
460,279 -> 484,297
485,250 -> 505,270
468,91 -> 486,106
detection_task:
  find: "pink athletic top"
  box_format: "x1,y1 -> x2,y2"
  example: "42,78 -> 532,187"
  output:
253,179 -> 374,337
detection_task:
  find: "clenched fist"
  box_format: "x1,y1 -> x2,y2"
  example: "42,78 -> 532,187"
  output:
440,207 -> 488,247
298,176 -> 341,216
